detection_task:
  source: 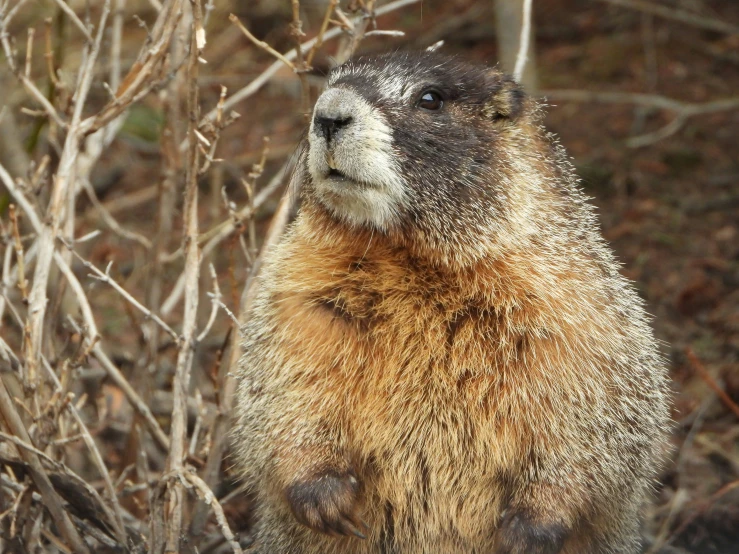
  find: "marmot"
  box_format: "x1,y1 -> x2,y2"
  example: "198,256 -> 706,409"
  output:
232,51 -> 670,554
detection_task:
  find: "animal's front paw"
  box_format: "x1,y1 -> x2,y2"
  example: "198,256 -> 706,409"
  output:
495,509 -> 568,554
285,469 -> 366,539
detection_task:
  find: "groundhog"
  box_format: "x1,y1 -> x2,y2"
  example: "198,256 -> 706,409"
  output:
232,51 -> 670,554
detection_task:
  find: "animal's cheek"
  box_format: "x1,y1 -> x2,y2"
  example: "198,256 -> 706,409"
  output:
494,509 -> 569,554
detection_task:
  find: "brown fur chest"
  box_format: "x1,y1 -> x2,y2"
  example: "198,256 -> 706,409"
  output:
267,229 -> 564,479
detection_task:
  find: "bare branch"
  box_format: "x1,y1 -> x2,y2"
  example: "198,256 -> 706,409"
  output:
24,27 -> 34,79
8,205 -> 29,302
180,470 -> 244,554
513,0 -> 533,82
0,379 -> 90,553
39,356 -> 128,544
0,17 -> 66,129
1,0 -> 30,27
160,159 -> 291,316
199,0 -> 421,129
81,179 -> 153,249
61,240 -> 178,341
190,162 -> 300,537
229,13 -> 296,70
0,161 -> 171,452
541,89 -> 739,147
165,0 -> 204,548
24,0 -> 111,381
84,0 -> 185,135
596,0 -> 739,36
50,0 -> 94,42
196,265 -> 221,344
306,0 -> 338,66
686,348 -> 739,420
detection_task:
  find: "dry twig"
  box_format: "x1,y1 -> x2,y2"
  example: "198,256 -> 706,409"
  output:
686,348 -> 739,420
229,14 -> 296,70
513,0 -> 533,82
163,1 -> 205,550
0,162 -> 171,452
23,0 -> 110,384
0,378 -> 90,553
8,205 -> 29,302
596,0 -> 739,36
199,0 -> 421,129
541,89 -> 739,147
179,469 -> 243,554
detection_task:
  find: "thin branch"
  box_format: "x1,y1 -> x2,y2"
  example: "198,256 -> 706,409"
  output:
8,205 -> 29,301
336,0 -> 378,63
39,356 -> 127,543
0,229 -> 14,329
82,179 -> 153,249
84,0 -> 185,135
198,0 -> 421,130
23,0 -> 110,382
160,160 -> 291,316
190,164 -> 299,537
24,27 -> 34,79
541,89 -> 739,147
196,265 -> 221,344
664,479 -> 739,547
627,115 -> 685,148
365,29 -> 405,37
228,14 -> 296,70
180,470 -> 244,554
164,0 -> 204,549
541,89 -> 739,113
91,342 -> 171,451
306,0 -> 338,65
1,0 -> 30,27
0,379 -> 90,553
110,0 -> 125,92
596,0 -> 739,36
289,0 -> 311,117
60,241 -> 179,341
50,0 -> 94,42
160,155 -> 293,316
686,348 -> 739,420
0,20 -> 66,129
513,0 -> 533,82
0,161 -> 171,452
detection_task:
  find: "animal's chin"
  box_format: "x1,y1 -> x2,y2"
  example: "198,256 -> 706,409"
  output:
312,174 -> 394,228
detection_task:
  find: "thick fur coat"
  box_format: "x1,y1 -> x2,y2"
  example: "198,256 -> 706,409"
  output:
232,52 -> 670,554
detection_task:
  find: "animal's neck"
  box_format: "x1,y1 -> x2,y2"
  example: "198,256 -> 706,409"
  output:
293,202 -> 578,307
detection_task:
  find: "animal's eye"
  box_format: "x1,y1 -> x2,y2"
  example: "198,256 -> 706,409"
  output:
417,90 -> 444,111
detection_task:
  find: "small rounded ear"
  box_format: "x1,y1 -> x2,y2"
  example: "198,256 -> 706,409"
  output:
483,74 -> 525,121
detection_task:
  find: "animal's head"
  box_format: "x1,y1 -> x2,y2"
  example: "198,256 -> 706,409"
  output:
307,52 -> 531,235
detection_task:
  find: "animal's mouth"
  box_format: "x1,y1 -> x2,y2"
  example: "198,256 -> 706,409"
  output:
324,166 -> 362,186
325,153 -> 350,181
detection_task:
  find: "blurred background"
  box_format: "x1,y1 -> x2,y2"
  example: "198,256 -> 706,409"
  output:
0,1 -> 738,552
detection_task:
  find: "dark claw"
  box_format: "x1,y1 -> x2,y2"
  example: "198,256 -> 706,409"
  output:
336,516 -> 366,539
495,509 -> 568,554
285,469 -> 367,540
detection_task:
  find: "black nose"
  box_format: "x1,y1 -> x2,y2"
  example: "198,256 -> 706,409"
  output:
313,115 -> 352,143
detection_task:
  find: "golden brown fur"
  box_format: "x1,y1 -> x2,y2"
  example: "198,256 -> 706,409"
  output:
232,52 -> 669,554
